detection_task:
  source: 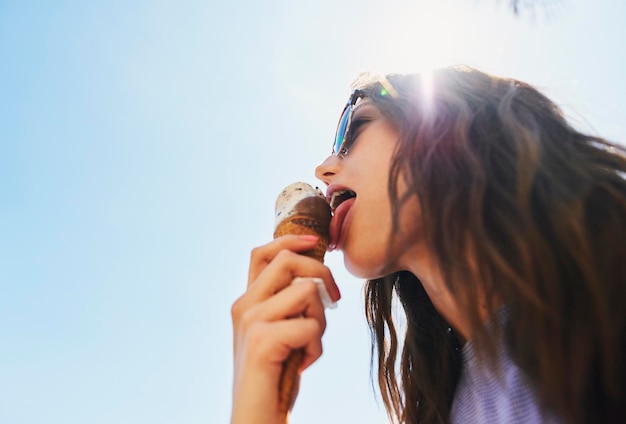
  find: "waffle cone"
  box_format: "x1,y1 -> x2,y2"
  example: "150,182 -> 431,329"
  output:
273,217 -> 329,262
273,215 -> 328,416
277,348 -> 305,415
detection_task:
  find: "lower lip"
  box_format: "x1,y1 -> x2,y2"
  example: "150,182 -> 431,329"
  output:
329,198 -> 355,251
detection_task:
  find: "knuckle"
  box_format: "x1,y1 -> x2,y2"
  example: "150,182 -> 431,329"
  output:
238,307 -> 258,331
230,296 -> 247,321
249,245 -> 265,262
313,342 -> 323,359
275,248 -> 294,261
319,315 -> 327,334
304,323 -> 323,357
305,318 -> 322,336
313,316 -> 326,337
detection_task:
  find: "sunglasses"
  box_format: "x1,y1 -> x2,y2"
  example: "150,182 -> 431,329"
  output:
332,89 -> 365,158
332,77 -> 398,158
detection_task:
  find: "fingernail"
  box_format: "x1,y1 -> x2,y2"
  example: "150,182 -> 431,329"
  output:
298,235 -> 319,242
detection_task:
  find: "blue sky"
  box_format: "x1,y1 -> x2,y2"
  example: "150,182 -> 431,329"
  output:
1,1 -> 625,423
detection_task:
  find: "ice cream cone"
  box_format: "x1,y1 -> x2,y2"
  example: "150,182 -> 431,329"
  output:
273,182 -> 331,416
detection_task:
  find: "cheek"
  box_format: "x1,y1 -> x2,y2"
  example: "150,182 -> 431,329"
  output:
398,196 -> 423,243
391,167 -> 424,248
344,194 -> 423,279
341,211 -> 394,279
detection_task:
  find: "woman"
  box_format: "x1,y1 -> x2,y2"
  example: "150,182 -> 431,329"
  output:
231,67 -> 626,423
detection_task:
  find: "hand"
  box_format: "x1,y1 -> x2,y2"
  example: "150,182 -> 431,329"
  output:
231,235 -> 341,424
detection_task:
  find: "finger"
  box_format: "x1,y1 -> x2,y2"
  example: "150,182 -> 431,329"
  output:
234,250 -> 326,327
235,280 -> 326,361
241,279 -> 327,333
248,235 -> 320,285
246,249 -> 337,305
232,277 -> 332,354
245,318 -> 324,370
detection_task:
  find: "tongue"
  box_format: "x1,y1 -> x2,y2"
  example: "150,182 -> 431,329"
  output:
329,197 -> 355,250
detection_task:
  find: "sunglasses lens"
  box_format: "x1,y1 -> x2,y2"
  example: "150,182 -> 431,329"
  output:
333,106 -> 351,155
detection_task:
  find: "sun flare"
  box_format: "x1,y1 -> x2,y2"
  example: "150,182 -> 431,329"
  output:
359,1 -> 491,76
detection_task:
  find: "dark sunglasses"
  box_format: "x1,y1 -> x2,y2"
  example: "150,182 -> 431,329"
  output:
332,89 -> 365,158
332,77 -> 398,158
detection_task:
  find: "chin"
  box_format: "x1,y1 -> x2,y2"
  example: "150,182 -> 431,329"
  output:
343,252 -> 389,280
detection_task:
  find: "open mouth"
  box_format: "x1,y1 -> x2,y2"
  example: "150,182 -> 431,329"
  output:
330,190 -> 356,212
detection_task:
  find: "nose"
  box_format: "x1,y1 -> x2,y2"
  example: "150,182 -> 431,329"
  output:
315,155 -> 340,186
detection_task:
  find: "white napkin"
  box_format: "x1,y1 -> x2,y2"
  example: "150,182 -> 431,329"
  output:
291,277 -> 337,310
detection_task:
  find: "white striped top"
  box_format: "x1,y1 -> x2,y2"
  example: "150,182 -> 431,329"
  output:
450,315 -> 561,423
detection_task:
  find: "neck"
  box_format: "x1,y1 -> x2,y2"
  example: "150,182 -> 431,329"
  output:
405,257 -> 491,344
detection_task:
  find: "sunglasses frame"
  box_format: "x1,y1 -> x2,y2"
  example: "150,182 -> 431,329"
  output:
332,89 -> 365,158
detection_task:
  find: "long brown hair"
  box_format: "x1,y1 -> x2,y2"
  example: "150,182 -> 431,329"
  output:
358,67 -> 626,423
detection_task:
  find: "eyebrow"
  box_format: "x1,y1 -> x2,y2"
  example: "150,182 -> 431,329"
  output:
353,96 -> 374,110
352,102 -> 379,118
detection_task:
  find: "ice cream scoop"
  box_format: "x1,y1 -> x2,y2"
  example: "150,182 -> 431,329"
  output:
274,182 -> 331,260
273,182 -> 331,415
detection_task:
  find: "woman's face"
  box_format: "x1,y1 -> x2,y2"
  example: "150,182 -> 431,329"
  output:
315,100 -> 424,279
